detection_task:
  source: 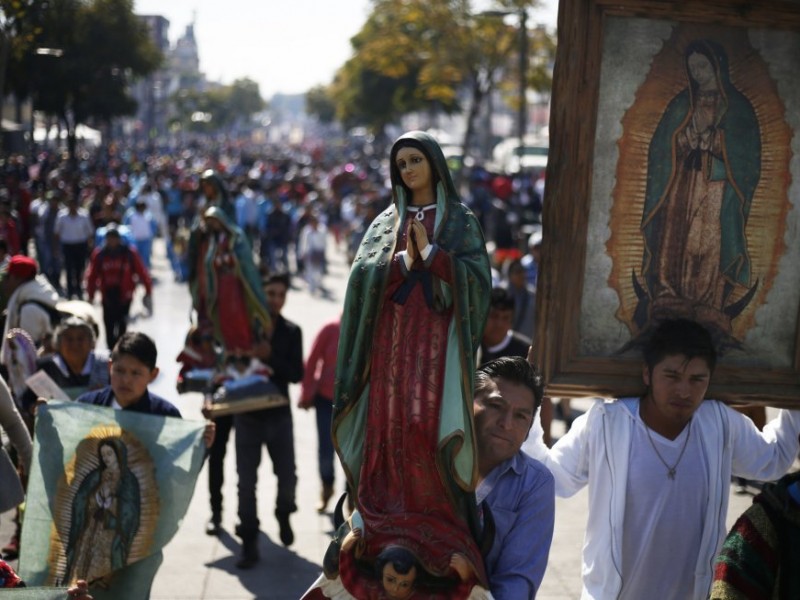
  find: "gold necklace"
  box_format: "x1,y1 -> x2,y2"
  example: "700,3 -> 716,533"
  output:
643,419 -> 692,480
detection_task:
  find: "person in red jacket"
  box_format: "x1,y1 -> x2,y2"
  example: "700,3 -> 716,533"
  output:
84,224 -> 152,349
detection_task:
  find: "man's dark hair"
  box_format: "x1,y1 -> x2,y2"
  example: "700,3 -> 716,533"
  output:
111,331 -> 158,370
643,318 -> 717,373
263,272 -> 290,289
475,356 -> 544,410
375,545 -> 418,577
489,287 -> 515,312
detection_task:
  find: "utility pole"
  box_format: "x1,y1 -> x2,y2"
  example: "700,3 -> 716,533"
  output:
518,8 -> 528,143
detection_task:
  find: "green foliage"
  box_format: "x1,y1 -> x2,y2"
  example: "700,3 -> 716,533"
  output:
305,85 -> 336,124
330,53 -> 417,132
329,0 -> 473,133
169,78 -> 265,133
1,0 -> 161,147
226,78 -> 265,118
324,0 -> 555,136
1,0 -> 54,100
527,24 -> 556,93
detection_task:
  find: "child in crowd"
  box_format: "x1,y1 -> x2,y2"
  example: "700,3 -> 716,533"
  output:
77,331 -> 214,447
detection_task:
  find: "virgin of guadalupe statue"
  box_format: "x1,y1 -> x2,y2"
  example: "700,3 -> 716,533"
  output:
330,131 -> 492,598
636,39 -> 760,337
187,170 -> 253,349
190,206 -> 270,354
64,438 -> 140,585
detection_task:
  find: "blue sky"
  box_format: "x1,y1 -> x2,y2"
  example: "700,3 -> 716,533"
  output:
134,0 -> 558,99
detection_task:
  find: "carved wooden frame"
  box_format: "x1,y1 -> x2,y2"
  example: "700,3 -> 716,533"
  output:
534,0 -> 800,404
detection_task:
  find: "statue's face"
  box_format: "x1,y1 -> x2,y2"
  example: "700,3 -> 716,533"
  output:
205,215 -> 223,232
201,180 -> 217,200
687,52 -> 715,87
395,147 -> 432,198
100,444 -> 118,469
381,563 -> 416,599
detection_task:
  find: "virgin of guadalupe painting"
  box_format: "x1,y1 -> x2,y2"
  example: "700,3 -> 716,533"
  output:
607,22 -> 794,354
637,39 -> 760,333
48,426 -> 158,587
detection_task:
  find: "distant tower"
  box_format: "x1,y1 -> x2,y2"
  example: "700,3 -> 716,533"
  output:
171,14 -> 203,90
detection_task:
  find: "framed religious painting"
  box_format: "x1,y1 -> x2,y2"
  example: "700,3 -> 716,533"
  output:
535,0 -> 800,404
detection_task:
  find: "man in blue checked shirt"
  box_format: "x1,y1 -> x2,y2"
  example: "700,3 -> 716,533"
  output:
474,356 -> 555,599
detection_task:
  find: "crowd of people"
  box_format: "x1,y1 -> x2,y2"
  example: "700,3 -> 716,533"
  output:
0,131 -> 797,600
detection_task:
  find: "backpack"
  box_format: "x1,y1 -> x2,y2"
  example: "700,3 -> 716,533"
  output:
20,298 -> 70,328
20,298 -> 100,338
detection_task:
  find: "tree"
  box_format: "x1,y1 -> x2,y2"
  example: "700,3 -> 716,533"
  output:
0,0 -> 52,128
305,85 -> 336,124
457,10 -> 518,163
227,78 -> 265,119
2,0 -> 162,162
461,1 -> 556,162
329,0 -> 472,135
323,0 -> 555,147
490,1 -> 555,115
169,88 -> 213,133
169,78 -> 265,134
330,53 -> 417,134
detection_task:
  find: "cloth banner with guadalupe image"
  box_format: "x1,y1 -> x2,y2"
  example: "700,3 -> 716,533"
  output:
17,401 -> 207,600
0,590 -> 71,599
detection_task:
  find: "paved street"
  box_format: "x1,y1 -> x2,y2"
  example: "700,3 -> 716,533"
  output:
3,238 -> 766,599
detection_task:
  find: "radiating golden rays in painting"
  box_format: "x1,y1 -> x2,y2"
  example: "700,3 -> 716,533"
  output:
46,424 -> 159,586
608,23 -> 793,340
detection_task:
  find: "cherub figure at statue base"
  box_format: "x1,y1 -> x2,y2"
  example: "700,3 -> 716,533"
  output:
302,519 -> 493,600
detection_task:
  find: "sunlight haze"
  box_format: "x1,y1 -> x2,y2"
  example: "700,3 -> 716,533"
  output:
133,0 -> 558,99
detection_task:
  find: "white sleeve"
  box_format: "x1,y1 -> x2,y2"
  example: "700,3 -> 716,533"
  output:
730,406 -> 800,481
398,251 -> 413,271
523,403 -> 594,498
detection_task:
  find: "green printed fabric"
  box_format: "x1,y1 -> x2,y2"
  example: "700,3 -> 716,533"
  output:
18,401 -> 206,600
0,590 -> 70,599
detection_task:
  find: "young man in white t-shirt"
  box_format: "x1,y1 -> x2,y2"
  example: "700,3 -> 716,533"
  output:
524,318 -> 800,599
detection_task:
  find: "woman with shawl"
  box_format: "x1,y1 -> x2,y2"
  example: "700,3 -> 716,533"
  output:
636,39 -> 760,335
65,438 -> 140,585
331,131 -> 491,598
